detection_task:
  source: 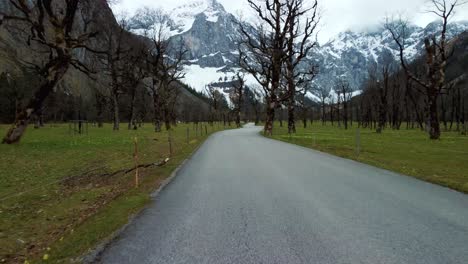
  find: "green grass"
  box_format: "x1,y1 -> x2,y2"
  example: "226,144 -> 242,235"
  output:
0,122 -> 230,263
267,122 -> 468,194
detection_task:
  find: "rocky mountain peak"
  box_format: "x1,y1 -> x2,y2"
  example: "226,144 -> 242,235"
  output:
127,1 -> 468,98
171,0 -> 227,26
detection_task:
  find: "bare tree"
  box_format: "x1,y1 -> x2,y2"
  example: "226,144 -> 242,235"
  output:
123,45 -> 147,130
336,78 -> 353,130
99,20 -> 130,131
0,0 -> 102,143
231,72 -> 246,128
248,85 -> 264,125
93,88 -> 107,128
373,65 -> 391,133
385,0 -> 467,139
159,46 -> 186,130
205,84 -> 225,125
147,23 -> 187,131
390,73 -> 404,130
313,85 -> 330,125
284,0 -> 320,134
297,82 -> 312,128
238,0 -> 293,136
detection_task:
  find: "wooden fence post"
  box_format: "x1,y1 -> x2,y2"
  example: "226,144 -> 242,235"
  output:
134,137 -> 139,188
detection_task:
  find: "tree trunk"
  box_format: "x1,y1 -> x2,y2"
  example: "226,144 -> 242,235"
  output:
450,91 -> 456,130
337,93 -> 341,128
112,93 -> 120,131
155,118 -> 162,132
129,88 -> 138,130
254,107 -> 260,125
96,93 -> 105,128
343,100 -> 348,130
3,60 -> 69,144
164,106 -> 171,131
264,101 -> 275,136
288,101 -> 296,134
456,87 -> 461,131
236,82 -> 243,128
152,81 -> 162,133
440,94 -> 447,131
321,101 -> 326,125
428,94 -> 441,140
407,87 -> 424,131
377,103 -> 386,134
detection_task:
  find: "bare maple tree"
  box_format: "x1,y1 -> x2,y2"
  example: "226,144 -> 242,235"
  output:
385,0 -> 467,139
231,72 -> 246,128
296,82 -> 312,128
123,45 -> 147,130
146,23 -> 187,131
205,84 -> 223,125
99,20 -> 131,131
284,0 -> 319,134
336,78 -> 353,130
238,0 -> 293,136
0,0 -> 103,143
312,85 -> 330,125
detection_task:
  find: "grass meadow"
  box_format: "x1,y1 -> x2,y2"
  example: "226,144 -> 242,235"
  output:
0,122 -> 230,263
269,122 -> 468,194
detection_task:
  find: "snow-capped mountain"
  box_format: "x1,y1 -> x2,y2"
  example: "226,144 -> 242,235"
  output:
127,0 -> 468,95
128,0 -> 227,37
128,0 -> 247,94
314,21 -> 468,90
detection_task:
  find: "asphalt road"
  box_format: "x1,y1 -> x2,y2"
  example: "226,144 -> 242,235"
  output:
97,124 -> 468,264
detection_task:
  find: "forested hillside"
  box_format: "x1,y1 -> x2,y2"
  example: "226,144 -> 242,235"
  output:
0,0 -> 214,137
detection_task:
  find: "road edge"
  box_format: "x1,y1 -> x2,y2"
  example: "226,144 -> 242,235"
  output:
81,135 -> 211,263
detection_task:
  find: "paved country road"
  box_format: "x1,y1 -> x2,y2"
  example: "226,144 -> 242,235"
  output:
96,124 -> 468,264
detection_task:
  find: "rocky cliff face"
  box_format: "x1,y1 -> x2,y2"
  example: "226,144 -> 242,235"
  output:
127,0 -> 468,95
128,0 -> 241,69
0,1 -> 213,123
0,0 -> 118,99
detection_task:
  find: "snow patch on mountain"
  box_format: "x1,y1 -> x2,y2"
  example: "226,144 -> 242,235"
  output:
127,0 -> 468,104
183,65 -> 259,93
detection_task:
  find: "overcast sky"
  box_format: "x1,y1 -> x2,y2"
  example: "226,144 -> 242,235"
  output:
112,0 -> 468,43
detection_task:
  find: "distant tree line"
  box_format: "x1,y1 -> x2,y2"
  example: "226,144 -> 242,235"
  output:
236,0 -> 467,140
0,0 -> 225,144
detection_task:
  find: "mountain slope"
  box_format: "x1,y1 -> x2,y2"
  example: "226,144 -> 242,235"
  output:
314,21 -> 468,90
127,0 -> 468,97
0,1 -> 213,123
